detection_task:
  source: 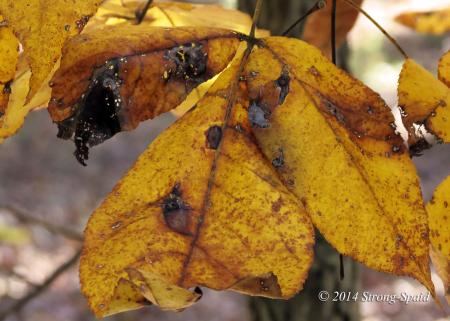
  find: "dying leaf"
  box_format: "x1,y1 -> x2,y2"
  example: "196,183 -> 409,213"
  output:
395,8 -> 450,35
0,55 -> 55,142
0,0 -> 103,102
242,37 -> 433,293
0,18 -> 18,116
438,50 -> 450,87
427,177 -> 450,304
303,0 -> 363,58
79,54 -> 314,317
48,25 -> 241,165
95,0 -> 269,37
398,58 -> 450,145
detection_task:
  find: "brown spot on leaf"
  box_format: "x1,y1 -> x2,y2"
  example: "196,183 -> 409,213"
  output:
162,184 -> 192,235
232,272 -> 282,297
205,125 -> 222,150
272,197 -> 283,213
276,72 -> 290,105
271,148 -> 284,168
2,80 -> 12,94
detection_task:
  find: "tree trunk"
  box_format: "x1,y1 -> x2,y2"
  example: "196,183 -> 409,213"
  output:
237,0 -> 361,320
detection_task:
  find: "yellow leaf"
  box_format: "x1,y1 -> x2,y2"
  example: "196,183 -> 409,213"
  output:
303,0 -> 363,59
395,8 -> 450,35
0,0 -> 103,102
0,55 -> 55,141
48,25 -> 241,165
243,37 -> 434,293
427,177 -> 450,304
80,54 -> 314,317
438,50 -> 450,87
0,17 -> 18,117
398,59 -> 450,145
93,0 -> 269,36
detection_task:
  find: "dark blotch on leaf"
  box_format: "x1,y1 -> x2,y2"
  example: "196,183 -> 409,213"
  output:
2,80 -> 12,94
56,59 -> 123,166
272,148 -> 284,168
162,184 -> 192,235
276,72 -> 290,105
205,125 -> 222,150
409,138 -> 431,157
248,101 -> 270,128
164,43 -> 207,87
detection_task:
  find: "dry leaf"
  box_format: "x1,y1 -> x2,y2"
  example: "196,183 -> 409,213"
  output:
0,17 -> 18,116
427,177 -> 450,304
0,0 -> 103,101
0,55 -> 55,142
303,0 -> 363,58
243,37 -> 433,293
48,25 -> 241,165
398,58 -> 450,147
79,54 -> 314,318
395,8 -> 450,35
438,50 -> 450,87
94,0 -> 269,37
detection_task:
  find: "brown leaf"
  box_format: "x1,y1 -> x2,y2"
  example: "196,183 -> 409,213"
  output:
398,58 -> 450,146
0,17 -> 18,117
48,25 -> 241,165
395,8 -> 450,35
303,0 -> 363,58
0,0 -> 104,102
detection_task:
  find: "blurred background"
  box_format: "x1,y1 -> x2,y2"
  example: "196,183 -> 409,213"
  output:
0,0 -> 449,321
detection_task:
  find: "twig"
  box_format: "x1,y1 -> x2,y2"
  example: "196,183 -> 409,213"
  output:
331,0 -> 337,64
281,0 -> 326,36
135,0 -> 153,25
342,0 -> 408,58
2,206 -> 83,242
249,0 -> 263,38
0,249 -> 82,321
0,268 -> 38,287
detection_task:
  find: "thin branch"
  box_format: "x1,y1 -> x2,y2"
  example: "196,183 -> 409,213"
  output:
342,0 -> 408,58
249,0 -> 263,38
281,0 -> 326,36
2,206 -> 83,242
135,0 -> 153,25
0,249 -> 82,321
157,6 -> 175,27
331,0 -> 337,64
0,268 -> 37,287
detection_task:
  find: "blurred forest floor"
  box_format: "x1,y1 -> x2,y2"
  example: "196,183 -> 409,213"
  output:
0,0 -> 449,321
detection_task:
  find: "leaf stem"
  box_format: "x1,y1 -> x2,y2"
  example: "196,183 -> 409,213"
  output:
331,0 -> 337,64
330,0 -> 345,280
342,0 -> 408,59
135,0 -> 153,25
282,0 -> 326,37
249,0 -> 263,38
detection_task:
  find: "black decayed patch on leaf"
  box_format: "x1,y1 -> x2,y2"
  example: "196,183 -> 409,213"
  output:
248,101 -> 270,128
409,138 -> 432,157
162,184 -> 192,235
276,72 -> 290,105
56,59 -> 124,166
2,80 -> 12,94
272,148 -> 284,168
205,125 -> 222,150
164,43 -> 208,87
